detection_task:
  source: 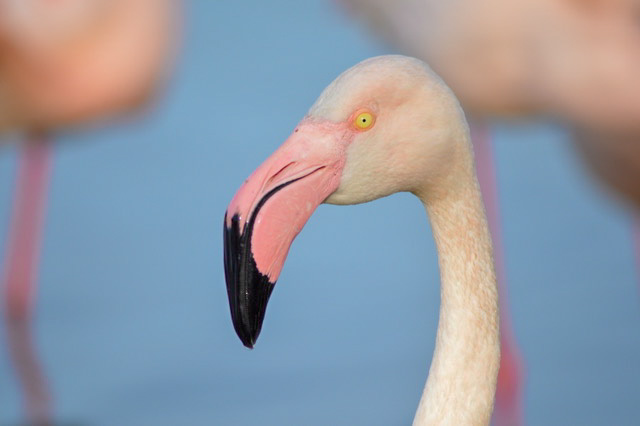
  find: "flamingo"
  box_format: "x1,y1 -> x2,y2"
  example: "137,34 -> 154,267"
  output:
337,1 -> 640,422
1,1 -> 177,423
224,55 -> 500,425
1,0 -> 176,317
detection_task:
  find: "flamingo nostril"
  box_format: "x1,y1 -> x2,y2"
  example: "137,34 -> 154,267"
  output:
265,162 -> 295,189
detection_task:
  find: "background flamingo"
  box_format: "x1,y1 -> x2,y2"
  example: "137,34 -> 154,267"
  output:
1,1 -> 177,423
338,1 -> 640,423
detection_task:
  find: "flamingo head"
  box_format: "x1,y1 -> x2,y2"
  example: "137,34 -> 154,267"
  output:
224,55 -> 467,348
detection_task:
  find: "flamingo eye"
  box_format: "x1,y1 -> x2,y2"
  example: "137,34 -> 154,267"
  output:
353,111 -> 375,130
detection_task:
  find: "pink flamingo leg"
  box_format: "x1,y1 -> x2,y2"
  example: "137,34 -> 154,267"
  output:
634,219 -> 640,287
3,139 -> 53,424
6,319 -> 53,425
4,140 -> 52,320
470,122 -> 525,426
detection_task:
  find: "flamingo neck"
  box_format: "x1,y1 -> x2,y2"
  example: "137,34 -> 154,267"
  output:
413,151 -> 500,425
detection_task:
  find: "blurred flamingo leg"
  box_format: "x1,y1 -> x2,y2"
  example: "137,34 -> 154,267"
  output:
470,122 -> 525,426
634,219 -> 640,287
3,139 -> 53,424
4,139 -> 52,320
6,319 -> 53,425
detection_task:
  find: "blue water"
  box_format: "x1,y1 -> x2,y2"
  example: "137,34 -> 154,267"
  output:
1,1 -> 639,425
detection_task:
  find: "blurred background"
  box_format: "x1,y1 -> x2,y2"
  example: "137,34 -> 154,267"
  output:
1,1 -> 639,425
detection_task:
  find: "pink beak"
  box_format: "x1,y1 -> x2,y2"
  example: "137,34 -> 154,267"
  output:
223,119 -> 351,348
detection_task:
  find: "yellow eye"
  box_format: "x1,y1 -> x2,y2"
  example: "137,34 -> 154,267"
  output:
353,111 -> 375,130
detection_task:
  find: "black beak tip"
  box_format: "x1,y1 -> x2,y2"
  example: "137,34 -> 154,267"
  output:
234,318 -> 258,349
242,337 -> 255,350
224,213 -> 276,350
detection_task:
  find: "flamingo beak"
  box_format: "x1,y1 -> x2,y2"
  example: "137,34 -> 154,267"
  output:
223,122 -> 348,348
